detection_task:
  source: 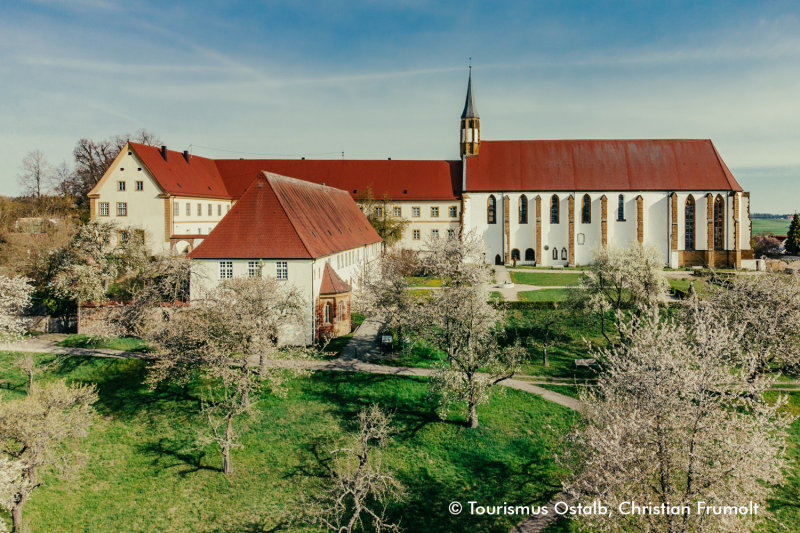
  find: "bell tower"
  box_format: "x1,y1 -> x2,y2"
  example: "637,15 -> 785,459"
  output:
460,67 -> 480,157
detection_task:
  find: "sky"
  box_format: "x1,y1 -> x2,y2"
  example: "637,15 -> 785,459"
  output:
0,0 -> 799,213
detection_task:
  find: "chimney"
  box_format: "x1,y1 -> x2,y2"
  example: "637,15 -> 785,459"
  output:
160,146 -> 167,161
183,150 -> 190,163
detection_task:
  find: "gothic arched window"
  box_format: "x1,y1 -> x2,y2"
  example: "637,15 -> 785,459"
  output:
552,248 -> 558,260
487,195 -> 496,224
561,248 -> 568,260
324,302 -> 332,324
525,248 -> 535,261
519,195 -> 528,224
618,194 -> 625,221
337,301 -> 346,321
582,194 -> 591,224
714,195 -> 725,249
550,195 -> 559,224
685,195 -> 695,250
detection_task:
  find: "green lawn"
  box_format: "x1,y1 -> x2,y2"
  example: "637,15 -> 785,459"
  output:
517,289 -> 574,302
510,266 -> 586,271
406,276 -> 443,287
536,384 -> 582,400
0,351 -> 575,533
510,272 -> 584,286
56,334 -> 150,353
668,278 -> 710,296
488,291 -> 504,302
752,218 -> 791,236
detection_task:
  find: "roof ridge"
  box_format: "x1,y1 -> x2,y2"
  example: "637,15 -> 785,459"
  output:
260,173 -> 313,257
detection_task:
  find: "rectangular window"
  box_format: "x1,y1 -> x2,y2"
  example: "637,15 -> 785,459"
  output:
186,203 -> 191,216
117,181 -> 125,191
394,207 -> 402,217
219,261 -> 233,279
197,204 -> 201,216
133,229 -> 145,244
447,229 -> 455,238
118,230 -> 128,244
337,255 -> 340,269
431,229 -> 439,239
412,229 -> 420,240
116,202 -> 127,216
174,202 -> 179,215
276,261 -> 288,280
449,206 -> 458,217
431,207 -> 439,217
208,204 -> 212,216
248,260 -> 260,277
375,207 -> 383,217
197,228 -> 202,235
99,202 -> 109,216
135,181 -> 143,191
412,207 -> 420,217
217,204 -> 221,216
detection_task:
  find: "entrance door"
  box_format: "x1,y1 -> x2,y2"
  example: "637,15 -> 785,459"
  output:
494,254 -> 503,265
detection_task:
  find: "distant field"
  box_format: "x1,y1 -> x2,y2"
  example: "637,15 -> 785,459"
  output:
752,218 -> 791,235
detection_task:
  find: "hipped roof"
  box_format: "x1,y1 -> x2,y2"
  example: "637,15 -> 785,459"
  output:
188,172 -> 381,260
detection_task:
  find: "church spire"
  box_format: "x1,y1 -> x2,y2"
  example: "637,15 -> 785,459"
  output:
461,66 -> 479,119
460,67 -> 481,157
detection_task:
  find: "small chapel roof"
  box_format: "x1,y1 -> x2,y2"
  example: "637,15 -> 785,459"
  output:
319,262 -> 351,295
188,172 -> 381,260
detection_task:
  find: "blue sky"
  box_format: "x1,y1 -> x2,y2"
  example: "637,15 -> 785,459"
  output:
1,0 -> 799,212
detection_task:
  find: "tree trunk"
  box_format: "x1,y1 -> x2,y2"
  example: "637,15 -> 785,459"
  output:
467,402 -> 479,429
12,492 -> 26,533
542,344 -> 548,367
27,369 -> 34,392
223,415 -> 233,474
259,353 -> 267,377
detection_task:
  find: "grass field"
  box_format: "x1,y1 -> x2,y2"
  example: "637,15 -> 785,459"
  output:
406,276 -> 443,287
668,278 -> 710,296
752,218 -> 791,235
488,291 -> 503,301
517,289 -> 573,302
509,266 -> 586,271
0,351 -> 575,533
510,272 -> 584,286
56,334 -> 150,352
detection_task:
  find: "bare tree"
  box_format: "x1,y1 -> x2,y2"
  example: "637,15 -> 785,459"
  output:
0,380 -> 97,532
578,242 -> 670,344
17,151 -> 51,199
299,405 -> 404,532
146,276 -> 311,474
560,307 -> 794,533
694,272 -> 800,379
49,160 -> 78,198
527,309 -> 565,367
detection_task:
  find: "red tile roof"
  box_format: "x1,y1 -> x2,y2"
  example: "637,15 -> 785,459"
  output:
465,140 -> 742,192
214,158 -> 462,200
188,172 -> 381,260
319,262 -> 351,295
130,143 -> 461,201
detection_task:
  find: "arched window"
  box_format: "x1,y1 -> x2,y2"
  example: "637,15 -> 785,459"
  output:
577,233 -> 585,245
525,248 -> 535,261
324,302 -> 332,324
552,248 -> 558,260
511,249 -> 520,261
581,195 -> 591,224
519,195 -> 528,224
714,195 -> 724,249
337,301 -> 346,321
618,194 -> 625,221
685,195 -> 695,250
550,195 -> 559,224
561,247 -> 567,260
487,195 -> 496,224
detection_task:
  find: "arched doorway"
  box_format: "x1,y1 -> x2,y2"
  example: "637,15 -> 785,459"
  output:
494,254 -> 503,265
525,248 -> 535,261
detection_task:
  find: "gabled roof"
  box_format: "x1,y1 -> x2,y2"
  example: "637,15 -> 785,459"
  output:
465,140 -> 742,192
319,262 -> 351,295
461,68 -> 479,119
188,172 -> 381,260
127,143 -> 461,201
